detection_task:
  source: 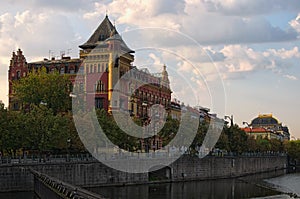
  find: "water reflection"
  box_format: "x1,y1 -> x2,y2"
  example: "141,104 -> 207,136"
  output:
0,191 -> 36,199
90,179 -> 280,199
2,171 -> 297,199
265,173 -> 300,197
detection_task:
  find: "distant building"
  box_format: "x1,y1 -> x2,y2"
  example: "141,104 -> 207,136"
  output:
242,114 -> 290,141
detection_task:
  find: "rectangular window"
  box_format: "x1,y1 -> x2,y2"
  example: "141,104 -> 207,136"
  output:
96,81 -> 104,92
102,64 -> 104,72
16,71 -> 21,79
79,83 -> 84,92
13,102 -> 19,110
60,67 -> 65,74
95,98 -> 104,109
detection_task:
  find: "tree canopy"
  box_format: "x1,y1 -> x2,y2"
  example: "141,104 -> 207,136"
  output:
13,67 -> 72,113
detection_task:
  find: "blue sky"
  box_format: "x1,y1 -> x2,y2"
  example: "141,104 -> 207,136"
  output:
0,0 -> 300,138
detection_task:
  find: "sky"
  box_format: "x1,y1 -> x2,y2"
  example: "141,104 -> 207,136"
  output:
0,0 -> 300,138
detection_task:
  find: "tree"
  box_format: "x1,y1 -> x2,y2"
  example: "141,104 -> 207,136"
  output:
224,124 -> 248,154
159,116 -> 179,146
13,67 -> 72,114
284,140 -> 300,160
22,104 -> 68,155
0,102 -> 8,155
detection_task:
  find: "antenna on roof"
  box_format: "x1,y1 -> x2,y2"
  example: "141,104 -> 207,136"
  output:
60,51 -> 65,58
48,50 -> 52,60
67,49 -> 72,56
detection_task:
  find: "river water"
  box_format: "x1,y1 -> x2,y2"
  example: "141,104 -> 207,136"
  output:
265,173 -> 300,198
2,172 -> 299,199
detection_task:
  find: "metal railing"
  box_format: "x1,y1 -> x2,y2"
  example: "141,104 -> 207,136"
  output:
0,150 -> 287,166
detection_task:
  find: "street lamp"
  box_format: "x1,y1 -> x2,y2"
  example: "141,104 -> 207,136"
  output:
67,138 -> 71,162
225,115 -> 233,127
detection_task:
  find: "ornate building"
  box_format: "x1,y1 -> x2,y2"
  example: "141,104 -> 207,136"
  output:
9,15 -> 171,116
8,15 -> 172,151
242,114 -> 290,141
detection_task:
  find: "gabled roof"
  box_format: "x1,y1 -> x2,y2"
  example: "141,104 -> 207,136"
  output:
79,15 -> 118,49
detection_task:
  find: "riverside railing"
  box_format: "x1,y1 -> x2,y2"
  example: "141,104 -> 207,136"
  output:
0,150 -> 287,165
31,168 -> 105,199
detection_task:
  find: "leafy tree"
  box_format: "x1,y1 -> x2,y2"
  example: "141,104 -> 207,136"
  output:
63,112 -> 85,153
13,67 -> 72,114
256,137 -> 271,152
0,102 -> 8,155
246,136 -> 258,152
284,140 -> 300,160
5,111 -> 24,157
159,116 -> 179,146
22,104 -> 68,154
224,124 -> 248,154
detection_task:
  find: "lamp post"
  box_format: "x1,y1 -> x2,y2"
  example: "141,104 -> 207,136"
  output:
224,115 -> 233,127
67,138 -> 71,162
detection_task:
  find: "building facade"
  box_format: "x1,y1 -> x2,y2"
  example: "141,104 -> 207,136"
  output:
242,114 -> 290,141
8,15 -> 172,118
8,15 -> 173,151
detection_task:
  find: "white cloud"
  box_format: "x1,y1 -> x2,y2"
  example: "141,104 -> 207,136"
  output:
290,13 -> 300,35
267,47 -> 300,59
214,45 -> 300,80
92,0 -> 298,45
284,74 -> 298,80
0,10 -> 81,105
202,0 -> 300,16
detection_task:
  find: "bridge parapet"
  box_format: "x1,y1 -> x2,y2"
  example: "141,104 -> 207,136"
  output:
30,168 -> 105,199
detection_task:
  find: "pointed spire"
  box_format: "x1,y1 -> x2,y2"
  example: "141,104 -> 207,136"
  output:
161,64 -> 170,89
79,15 -> 118,49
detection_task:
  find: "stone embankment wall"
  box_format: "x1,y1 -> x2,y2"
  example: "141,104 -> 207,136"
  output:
0,156 -> 287,192
171,156 -> 287,181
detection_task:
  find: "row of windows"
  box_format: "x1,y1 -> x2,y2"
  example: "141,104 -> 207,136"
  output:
135,90 -> 170,106
128,71 -> 160,84
86,63 -> 108,73
95,81 -> 105,92
86,54 -> 109,60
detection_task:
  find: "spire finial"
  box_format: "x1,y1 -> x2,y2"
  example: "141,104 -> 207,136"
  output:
105,9 -> 108,17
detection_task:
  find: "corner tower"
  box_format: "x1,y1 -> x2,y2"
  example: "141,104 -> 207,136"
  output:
79,15 -> 134,112
8,49 -> 28,110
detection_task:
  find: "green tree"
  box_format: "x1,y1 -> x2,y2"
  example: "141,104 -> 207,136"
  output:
224,124 -> 248,154
22,104 -> 68,155
284,140 -> 300,160
256,137 -> 271,152
159,116 -> 179,146
13,67 -> 72,113
0,102 -> 8,155
4,111 -> 24,157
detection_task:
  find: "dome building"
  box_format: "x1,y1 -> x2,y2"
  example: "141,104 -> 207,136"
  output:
242,114 -> 290,141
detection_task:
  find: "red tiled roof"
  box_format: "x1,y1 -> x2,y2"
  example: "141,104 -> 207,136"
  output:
241,127 -> 269,133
